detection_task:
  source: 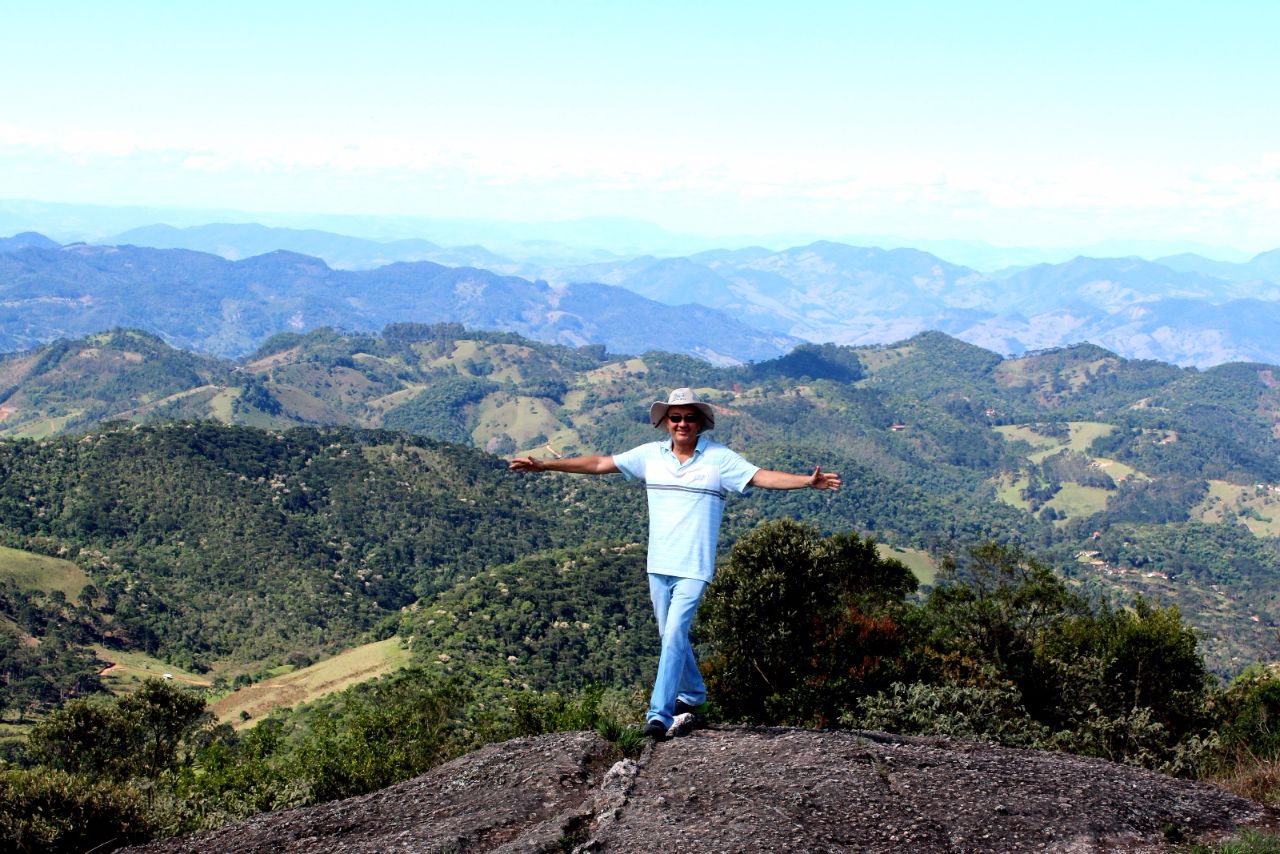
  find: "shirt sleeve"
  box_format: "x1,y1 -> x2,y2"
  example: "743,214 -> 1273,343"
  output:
717,447 -> 760,493
610,443 -> 650,482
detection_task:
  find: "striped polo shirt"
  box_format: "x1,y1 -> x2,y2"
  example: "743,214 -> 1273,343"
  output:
612,436 -> 760,582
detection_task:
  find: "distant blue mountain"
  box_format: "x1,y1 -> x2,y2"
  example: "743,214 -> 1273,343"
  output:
0,243 -> 796,363
1157,249 -> 1280,285
109,223 -> 442,270
552,243 -> 1280,366
105,223 -> 572,278
0,231 -> 60,253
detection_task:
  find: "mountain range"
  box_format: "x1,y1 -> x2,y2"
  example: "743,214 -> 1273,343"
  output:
551,243 -> 1280,367
5,225 -> 1279,368
0,241 -> 796,364
3,198 -> 1256,268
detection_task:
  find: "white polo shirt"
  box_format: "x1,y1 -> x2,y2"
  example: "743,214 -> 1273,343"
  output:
612,435 -> 760,582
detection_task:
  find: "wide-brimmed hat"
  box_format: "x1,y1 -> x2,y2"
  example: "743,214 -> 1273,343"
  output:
649,387 -> 715,429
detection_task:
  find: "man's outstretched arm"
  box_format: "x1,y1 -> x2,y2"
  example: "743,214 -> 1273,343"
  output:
749,465 -> 842,491
509,455 -> 620,475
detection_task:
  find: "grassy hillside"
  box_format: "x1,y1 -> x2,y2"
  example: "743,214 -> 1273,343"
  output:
877,544 -> 938,586
0,545 -> 92,598
1197,481 -> 1280,537
0,329 -> 230,437
210,637 -> 412,727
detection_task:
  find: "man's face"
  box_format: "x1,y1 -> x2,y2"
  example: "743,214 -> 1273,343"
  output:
665,405 -> 702,443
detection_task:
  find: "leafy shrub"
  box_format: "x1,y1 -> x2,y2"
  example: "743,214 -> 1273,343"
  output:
1094,600 -> 1209,739
1054,704 -> 1171,767
918,543 -> 1089,709
501,684 -> 645,740
27,679 -> 210,782
292,673 -> 472,802
1216,668 -> 1280,763
892,544 -> 1215,769
167,719 -> 311,833
701,519 -> 915,726
0,767 -> 153,854
845,681 -> 1050,748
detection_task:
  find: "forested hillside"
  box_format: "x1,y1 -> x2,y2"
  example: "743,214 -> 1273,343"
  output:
2,324 -> 1278,698
0,423 -> 655,709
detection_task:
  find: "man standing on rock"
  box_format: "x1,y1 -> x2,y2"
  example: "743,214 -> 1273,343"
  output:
509,388 -> 841,739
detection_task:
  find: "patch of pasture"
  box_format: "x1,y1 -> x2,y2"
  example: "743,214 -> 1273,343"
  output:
856,345 -> 915,374
210,637 -> 412,728
1196,480 -> 1280,537
1,412 -> 80,439
993,473 -> 1033,511
876,543 -> 938,586
92,646 -> 213,693
472,394 -> 566,449
994,424 -> 1063,454
208,387 -> 240,421
0,546 -> 92,598
1064,421 -> 1115,453
1044,483 -> 1112,521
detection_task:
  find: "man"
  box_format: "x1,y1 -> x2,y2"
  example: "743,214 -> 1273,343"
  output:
509,388 -> 841,739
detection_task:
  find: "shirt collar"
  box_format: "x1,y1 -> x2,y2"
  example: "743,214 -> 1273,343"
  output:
663,434 -> 709,460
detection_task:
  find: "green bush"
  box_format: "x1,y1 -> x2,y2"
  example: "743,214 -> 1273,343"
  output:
846,680 -> 1050,748
27,679 -> 210,782
1097,599 -> 1209,738
0,767 -> 153,854
918,543 -> 1089,708
1188,829 -> 1280,854
1216,668 -> 1280,763
701,519 -> 916,726
167,719 -> 310,833
501,684 -> 645,739
294,679 -> 469,803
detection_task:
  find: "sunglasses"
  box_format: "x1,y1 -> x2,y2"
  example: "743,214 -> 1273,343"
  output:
667,413 -> 701,424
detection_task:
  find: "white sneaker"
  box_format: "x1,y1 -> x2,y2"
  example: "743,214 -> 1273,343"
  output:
667,712 -> 699,737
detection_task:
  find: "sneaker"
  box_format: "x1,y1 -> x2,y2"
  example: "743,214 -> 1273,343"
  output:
669,701 -> 708,736
667,712 -> 700,737
642,718 -> 669,741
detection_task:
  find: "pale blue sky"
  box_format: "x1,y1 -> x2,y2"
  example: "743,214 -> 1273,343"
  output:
2,1 -> 1277,250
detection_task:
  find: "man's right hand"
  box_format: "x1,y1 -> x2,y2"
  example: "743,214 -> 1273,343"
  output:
508,457 -> 544,472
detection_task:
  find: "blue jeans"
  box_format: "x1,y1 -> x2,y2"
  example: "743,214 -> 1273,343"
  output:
646,573 -> 708,727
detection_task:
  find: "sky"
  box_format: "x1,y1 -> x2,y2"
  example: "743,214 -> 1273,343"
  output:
2,0 -> 1278,252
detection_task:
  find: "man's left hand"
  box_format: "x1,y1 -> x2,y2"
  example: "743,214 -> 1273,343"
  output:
810,466 -> 841,490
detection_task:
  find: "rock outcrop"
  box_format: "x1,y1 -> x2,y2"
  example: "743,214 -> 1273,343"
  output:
126,726 -> 1274,853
